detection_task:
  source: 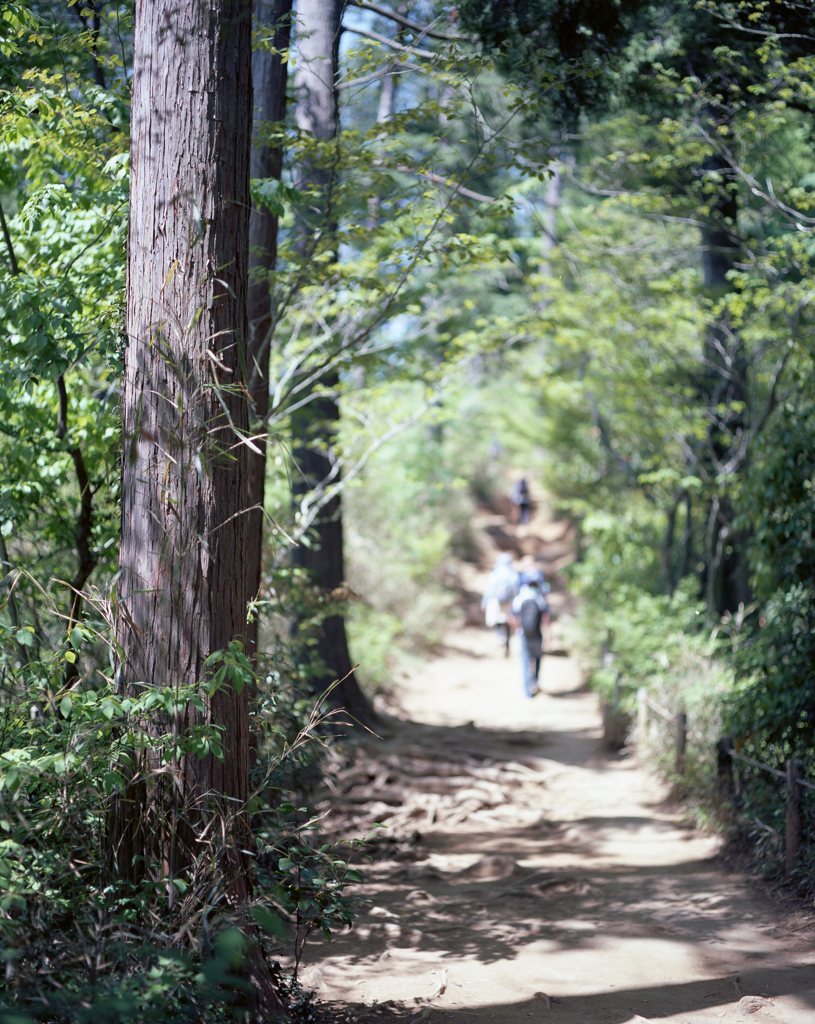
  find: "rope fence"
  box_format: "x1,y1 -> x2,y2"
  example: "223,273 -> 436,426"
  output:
635,686 -> 813,878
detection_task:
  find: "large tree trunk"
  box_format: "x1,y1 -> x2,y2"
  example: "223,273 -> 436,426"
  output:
111,0 -> 254,888
699,152 -> 751,617
246,0 -> 293,657
292,0 -> 378,727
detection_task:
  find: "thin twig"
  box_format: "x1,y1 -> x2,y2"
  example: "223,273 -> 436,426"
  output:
343,24 -> 436,60
347,0 -> 471,42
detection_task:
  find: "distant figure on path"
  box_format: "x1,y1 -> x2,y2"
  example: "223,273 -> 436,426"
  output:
512,477 -> 531,524
481,552 -> 517,656
512,575 -> 550,697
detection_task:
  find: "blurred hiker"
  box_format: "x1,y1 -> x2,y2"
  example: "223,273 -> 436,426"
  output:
512,476 -> 531,524
512,575 -> 550,698
481,552 -> 517,656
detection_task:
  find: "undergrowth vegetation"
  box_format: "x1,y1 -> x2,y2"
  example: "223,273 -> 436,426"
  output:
0,618 -> 360,1022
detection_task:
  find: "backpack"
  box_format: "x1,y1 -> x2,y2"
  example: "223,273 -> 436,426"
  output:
520,597 -> 543,638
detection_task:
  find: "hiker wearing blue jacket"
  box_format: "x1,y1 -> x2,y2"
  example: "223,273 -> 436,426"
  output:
512,576 -> 550,697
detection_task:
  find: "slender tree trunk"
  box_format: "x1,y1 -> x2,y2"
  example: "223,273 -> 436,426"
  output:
662,489 -> 680,596
364,73 -> 398,230
540,157 -> 561,265
110,0 -> 254,887
0,203 -> 30,664
291,0 -> 378,726
71,0 -> 106,89
699,151 -> 751,617
246,0 -> 293,657
366,9 -> 405,230
532,152 -> 562,318
375,60 -> 399,122
679,489 -> 693,583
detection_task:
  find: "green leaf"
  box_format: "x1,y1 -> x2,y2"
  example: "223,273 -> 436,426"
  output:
103,770 -> 125,794
100,696 -> 117,720
59,694 -> 72,718
250,905 -> 289,938
14,629 -> 34,648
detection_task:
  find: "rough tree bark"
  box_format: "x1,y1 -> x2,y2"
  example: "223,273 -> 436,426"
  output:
291,0 -> 378,727
247,0 -> 294,657
110,0 -> 255,888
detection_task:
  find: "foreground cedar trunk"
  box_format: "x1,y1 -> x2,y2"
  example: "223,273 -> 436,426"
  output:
291,0 -> 378,727
110,0 -> 253,883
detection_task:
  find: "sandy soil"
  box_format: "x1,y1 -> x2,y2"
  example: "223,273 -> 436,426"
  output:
301,504 -> 815,1024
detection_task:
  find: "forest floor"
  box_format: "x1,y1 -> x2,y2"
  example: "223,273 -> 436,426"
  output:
300,499 -> 815,1024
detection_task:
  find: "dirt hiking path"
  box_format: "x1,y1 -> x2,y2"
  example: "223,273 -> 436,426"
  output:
304,502 -> 815,1024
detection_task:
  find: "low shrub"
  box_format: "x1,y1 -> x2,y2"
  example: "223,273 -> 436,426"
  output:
0,627 -> 361,1022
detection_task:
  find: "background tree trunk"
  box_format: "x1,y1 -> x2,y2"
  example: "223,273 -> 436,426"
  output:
246,0 -> 294,657
111,0 -> 254,885
699,151 -> 751,617
366,8 -> 405,230
292,0 -> 378,727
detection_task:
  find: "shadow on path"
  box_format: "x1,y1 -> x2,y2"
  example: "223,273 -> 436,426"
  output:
328,964 -> 815,1023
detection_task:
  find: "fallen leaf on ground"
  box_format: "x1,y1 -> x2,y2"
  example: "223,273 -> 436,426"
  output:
429,968 -> 448,999
738,995 -> 775,1014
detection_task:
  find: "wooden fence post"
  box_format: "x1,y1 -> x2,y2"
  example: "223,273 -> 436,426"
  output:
716,737 -> 734,810
785,758 -> 802,878
674,707 -> 688,776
